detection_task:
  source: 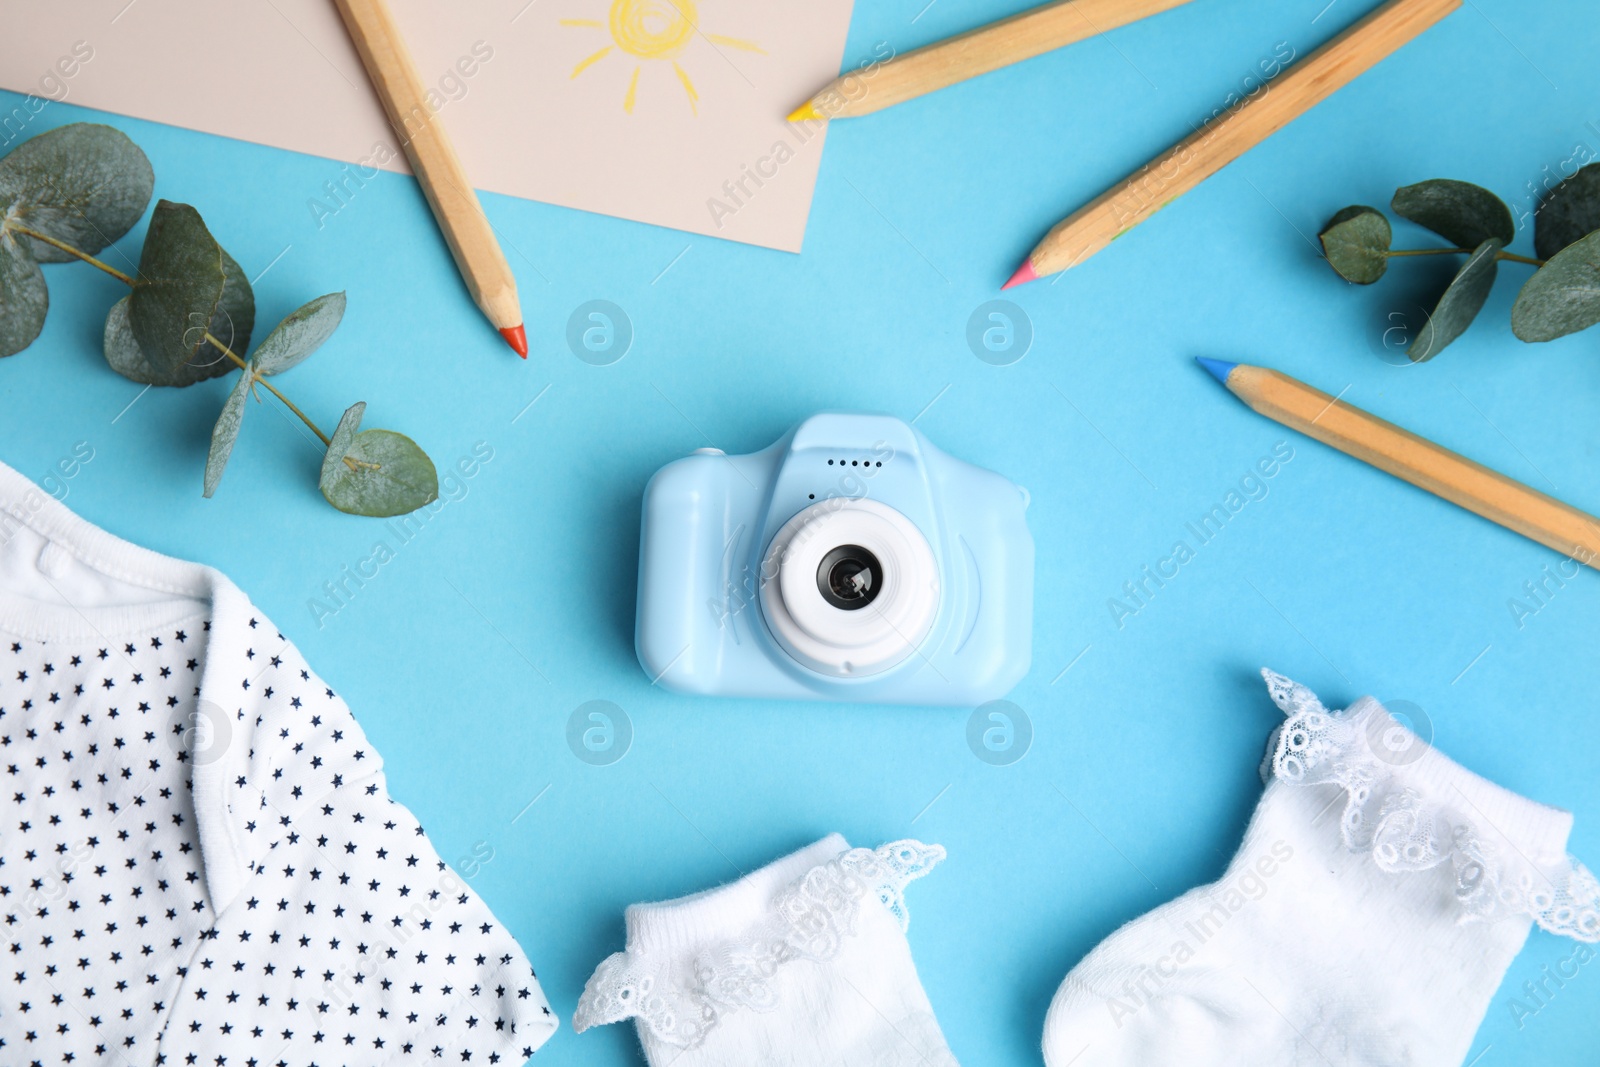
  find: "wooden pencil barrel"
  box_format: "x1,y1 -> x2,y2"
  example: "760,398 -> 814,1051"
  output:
1235,366 -> 1600,568
815,0 -> 1196,117
334,0 -> 520,330
1028,0 -> 1461,276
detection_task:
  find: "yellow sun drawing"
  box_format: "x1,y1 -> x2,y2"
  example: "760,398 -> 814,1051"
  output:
563,0 -> 762,115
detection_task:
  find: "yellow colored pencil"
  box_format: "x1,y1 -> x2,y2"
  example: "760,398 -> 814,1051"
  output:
789,0 -> 1196,122
1006,0 -> 1460,287
1199,359 -> 1600,568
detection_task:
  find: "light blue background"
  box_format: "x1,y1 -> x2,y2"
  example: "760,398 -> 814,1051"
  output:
3,0 -> 1597,1062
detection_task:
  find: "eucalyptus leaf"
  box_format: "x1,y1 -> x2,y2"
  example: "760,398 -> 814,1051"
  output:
103,295 -> 234,387
320,402 -> 365,488
1407,239 -> 1502,362
253,292 -> 346,376
104,201 -> 252,387
321,431 -> 438,517
0,123 -> 154,264
209,246 -> 255,361
1534,163 -> 1600,261
0,229 -> 47,357
1511,230 -> 1600,343
102,296 -> 147,381
1393,180 -> 1514,249
1320,206 -> 1391,284
127,200 -> 228,373
203,368 -> 254,497
319,403 -> 438,517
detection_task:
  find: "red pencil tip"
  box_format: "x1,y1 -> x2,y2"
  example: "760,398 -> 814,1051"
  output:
1002,259 -> 1038,290
500,323 -> 528,358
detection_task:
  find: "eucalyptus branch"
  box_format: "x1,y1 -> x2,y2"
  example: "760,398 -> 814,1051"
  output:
1317,172 -> 1600,362
202,331 -> 331,446
1385,247 -> 1545,267
10,223 -> 136,284
0,122 -> 439,515
11,223 -> 334,447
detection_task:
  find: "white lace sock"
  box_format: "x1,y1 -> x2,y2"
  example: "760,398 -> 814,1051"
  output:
1042,670 -> 1600,1067
574,834 -> 959,1066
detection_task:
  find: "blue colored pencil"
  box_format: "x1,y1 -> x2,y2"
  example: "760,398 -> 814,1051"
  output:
1198,358 -> 1600,568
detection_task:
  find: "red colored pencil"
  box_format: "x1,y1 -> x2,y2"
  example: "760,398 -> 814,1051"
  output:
335,0 -> 527,357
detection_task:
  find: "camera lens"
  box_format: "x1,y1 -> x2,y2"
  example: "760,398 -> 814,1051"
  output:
817,545 -> 882,610
760,498 -> 940,677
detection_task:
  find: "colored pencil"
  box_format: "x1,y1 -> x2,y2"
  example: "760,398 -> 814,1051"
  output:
334,0 -> 527,357
1005,0 -> 1460,288
787,0 -> 1196,123
1198,359 -> 1600,568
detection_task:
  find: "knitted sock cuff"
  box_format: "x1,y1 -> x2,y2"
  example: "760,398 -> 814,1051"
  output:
624,834 -> 850,959
573,835 -> 946,1051
1261,669 -> 1600,941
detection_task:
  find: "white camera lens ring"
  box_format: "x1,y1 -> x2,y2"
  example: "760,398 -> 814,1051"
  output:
760,498 -> 940,678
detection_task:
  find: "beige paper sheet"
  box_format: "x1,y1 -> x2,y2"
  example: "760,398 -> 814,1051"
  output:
1,0 -> 855,252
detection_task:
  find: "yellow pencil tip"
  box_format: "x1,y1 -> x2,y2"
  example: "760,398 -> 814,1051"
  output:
787,101 -> 825,123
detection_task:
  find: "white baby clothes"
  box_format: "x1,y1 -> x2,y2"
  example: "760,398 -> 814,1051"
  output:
1042,669 -> 1600,1067
573,834 -> 959,1066
0,459 -> 557,1066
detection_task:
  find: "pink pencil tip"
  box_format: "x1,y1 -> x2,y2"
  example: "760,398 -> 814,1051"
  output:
500,323 -> 528,358
1002,259 -> 1038,290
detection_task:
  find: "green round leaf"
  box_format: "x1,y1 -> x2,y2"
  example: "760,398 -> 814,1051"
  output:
1511,230 -> 1600,343
104,294 -> 233,387
319,402 -> 366,487
1320,206 -> 1391,284
0,123 -> 154,264
254,292 -> 346,376
203,369 -> 254,498
1534,162 -> 1600,261
0,229 -> 47,357
320,412 -> 439,517
209,245 -> 255,362
128,200 -> 230,373
103,295 -> 147,380
1407,238 -> 1501,362
1393,179 -> 1514,249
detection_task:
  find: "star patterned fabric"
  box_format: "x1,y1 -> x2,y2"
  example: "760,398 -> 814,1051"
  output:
0,460 -> 557,1067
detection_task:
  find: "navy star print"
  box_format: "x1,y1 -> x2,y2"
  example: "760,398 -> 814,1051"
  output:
1,611 -> 556,1067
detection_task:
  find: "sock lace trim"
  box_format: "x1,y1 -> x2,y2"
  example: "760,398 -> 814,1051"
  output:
573,839 -> 946,1049
1261,669 -> 1600,943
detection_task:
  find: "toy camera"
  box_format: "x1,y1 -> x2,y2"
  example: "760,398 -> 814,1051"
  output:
635,413 -> 1033,705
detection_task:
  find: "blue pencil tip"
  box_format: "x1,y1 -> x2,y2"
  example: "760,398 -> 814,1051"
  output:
1196,357 -> 1238,385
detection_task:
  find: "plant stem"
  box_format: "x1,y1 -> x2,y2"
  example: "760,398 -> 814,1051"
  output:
14,224 -> 339,453
8,223 -> 136,284
1386,246 -> 1545,267
203,332 -> 331,447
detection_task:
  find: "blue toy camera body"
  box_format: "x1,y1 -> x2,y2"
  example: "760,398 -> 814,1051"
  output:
636,413 -> 1033,705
